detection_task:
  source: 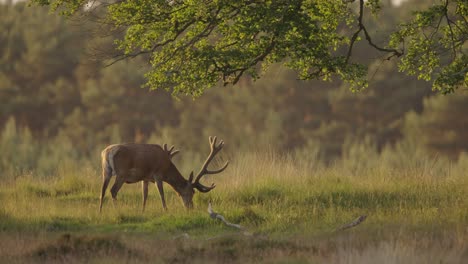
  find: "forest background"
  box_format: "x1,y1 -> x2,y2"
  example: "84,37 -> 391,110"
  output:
1,0 -> 468,262
1,0 -> 467,179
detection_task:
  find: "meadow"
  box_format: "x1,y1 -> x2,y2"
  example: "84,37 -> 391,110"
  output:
0,141 -> 467,263
2,1 -> 467,262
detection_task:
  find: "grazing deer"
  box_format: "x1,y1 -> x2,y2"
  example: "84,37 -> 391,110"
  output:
99,136 -> 229,212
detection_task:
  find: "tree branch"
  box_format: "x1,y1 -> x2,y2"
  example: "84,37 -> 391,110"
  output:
346,0 -> 403,64
443,0 -> 457,59
105,18 -> 197,67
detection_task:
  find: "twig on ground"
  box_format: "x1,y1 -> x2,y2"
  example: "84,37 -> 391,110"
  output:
336,215 -> 367,231
208,202 -> 243,230
207,202 -> 255,237
172,233 -> 190,240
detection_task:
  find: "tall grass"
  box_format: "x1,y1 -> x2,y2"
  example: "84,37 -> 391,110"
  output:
0,117 -> 466,231
0,137 -> 466,234
0,120 -> 467,262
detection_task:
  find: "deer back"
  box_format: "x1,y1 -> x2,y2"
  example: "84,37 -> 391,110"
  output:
103,143 -> 172,183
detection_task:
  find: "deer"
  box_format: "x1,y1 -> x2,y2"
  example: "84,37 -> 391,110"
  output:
99,136 -> 229,212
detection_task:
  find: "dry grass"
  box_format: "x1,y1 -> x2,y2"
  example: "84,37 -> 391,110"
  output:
0,150 -> 467,263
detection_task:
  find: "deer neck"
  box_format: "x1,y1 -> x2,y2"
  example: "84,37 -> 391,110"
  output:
164,163 -> 190,193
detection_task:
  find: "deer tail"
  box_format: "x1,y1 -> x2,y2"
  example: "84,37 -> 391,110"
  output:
101,145 -> 119,178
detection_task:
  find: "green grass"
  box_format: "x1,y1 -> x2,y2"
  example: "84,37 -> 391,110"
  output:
0,151 -> 467,263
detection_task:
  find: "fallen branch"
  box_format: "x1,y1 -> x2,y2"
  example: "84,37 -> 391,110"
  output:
336,215 -> 367,231
207,202 -> 255,238
172,233 -> 190,240
208,202 -> 243,230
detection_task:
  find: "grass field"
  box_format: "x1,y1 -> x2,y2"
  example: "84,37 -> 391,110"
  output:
0,151 -> 467,263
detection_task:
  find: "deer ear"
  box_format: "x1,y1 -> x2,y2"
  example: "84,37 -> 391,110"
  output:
188,172 -> 194,183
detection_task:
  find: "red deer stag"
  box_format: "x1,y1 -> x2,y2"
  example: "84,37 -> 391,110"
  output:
99,136 -> 228,212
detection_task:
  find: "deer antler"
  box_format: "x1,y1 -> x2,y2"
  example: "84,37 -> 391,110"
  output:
163,143 -> 180,158
190,136 -> 229,192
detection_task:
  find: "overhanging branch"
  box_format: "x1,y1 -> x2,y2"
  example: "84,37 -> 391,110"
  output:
346,0 -> 403,64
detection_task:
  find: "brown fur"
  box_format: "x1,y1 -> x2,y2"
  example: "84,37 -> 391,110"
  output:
99,137 -> 228,212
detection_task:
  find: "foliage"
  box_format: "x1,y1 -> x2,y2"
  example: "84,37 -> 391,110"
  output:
0,3 -> 82,132
0,118 -> 37,178
0,117 -> 90,179
403,90 -> 468,158
308,59 -> 432,158
31,0 -> 467,96
389,0 -> 468,94
61,59 -> 178,152
1,1 -> 467,163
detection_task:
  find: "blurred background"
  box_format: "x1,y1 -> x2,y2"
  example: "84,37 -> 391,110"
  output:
1,0 -> 467,179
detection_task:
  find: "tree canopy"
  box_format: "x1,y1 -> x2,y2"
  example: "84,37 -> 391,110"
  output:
32,0 -> 468,96
32,0 -> 467,96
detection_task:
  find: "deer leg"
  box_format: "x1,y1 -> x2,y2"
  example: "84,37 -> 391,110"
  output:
156,180 -> 167,210
142,181 -> 149,212
99,171 -> 112,213
110,176 -> 126,205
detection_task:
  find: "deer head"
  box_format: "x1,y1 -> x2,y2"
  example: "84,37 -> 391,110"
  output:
178,136 -> 229,208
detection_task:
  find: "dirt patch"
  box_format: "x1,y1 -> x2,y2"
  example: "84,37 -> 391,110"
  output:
30,233 -> 143,262
165,235 -> 312,263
